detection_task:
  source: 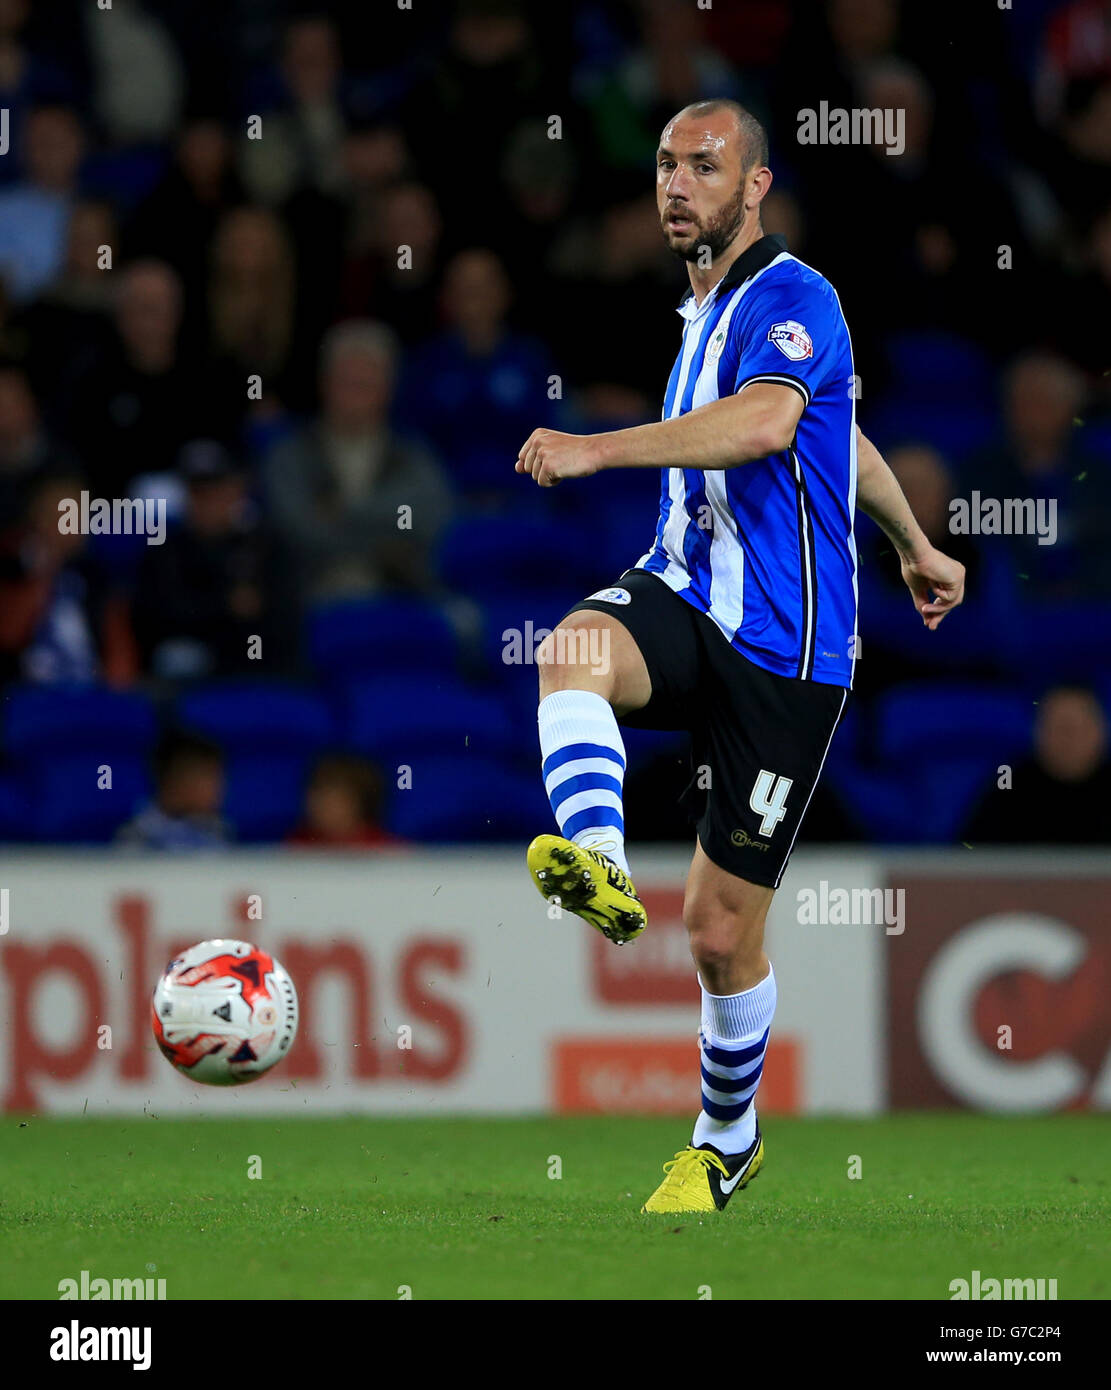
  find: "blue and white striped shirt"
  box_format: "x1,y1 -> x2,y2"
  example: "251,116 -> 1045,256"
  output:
636,235 -> 858,688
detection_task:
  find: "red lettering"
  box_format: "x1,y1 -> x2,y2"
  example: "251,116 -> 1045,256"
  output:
3,941 -> 103,1111
398,939 -> 467,1081
117,895 -> 150,1080
281,941 -> 380,1078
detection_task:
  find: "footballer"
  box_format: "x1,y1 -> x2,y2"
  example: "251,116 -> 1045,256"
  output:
516,100 -> 965,1213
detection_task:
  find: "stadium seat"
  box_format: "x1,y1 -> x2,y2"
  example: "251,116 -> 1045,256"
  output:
874,682 -> 1035,766
175,681 -> 337,842
387,753 -> 551,842
27,753 -> 151,843
176,681 -> 335,753
883,331 -> 998,406
2,684 -> 159,761
438,512 -> 597,600
306,595 -> 461,682
1000,601 -> 1111,685
342,676 -> 516,762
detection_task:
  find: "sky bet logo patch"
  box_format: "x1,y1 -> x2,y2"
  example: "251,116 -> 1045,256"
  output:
768,321 -> 813,361
586,587 -> 632,605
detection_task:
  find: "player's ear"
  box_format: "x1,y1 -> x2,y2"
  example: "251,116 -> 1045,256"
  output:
747,164 -> 773,211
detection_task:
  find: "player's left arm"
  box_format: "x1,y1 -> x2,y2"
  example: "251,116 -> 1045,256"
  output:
515,383 -> 802,485
856,426 -> 966,629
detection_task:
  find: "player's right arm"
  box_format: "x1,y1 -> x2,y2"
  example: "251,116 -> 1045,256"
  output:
856,426 -> 966,630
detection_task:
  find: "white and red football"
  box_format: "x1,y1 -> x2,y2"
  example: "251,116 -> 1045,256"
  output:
151,939 -> 298,1086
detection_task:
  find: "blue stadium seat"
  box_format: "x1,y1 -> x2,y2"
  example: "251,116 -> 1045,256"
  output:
306,595 -> 461,682
0,771 -> 32,840
176,681 -> 334,752
883,331 -> 997,405
875,682 -> 1035,766
27,753 -> 151,843
2,684 -> 159,761
864,398 -> 998,462
343,677 -> 515,761
387,754 -> 551,842
438,513 -> 596,600
1001,602 -> 1111,685
175,682 -> 337,842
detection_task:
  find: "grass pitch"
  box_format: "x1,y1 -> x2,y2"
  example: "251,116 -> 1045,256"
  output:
1,1114 -> 1106,1300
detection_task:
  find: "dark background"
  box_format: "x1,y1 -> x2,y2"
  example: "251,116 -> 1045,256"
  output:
0,0 -> 1107,850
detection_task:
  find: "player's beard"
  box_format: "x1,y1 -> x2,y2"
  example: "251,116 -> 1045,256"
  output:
665,178 -> 748,264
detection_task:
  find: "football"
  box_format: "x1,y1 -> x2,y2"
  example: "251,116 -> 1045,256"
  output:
151,939 -> 299,1086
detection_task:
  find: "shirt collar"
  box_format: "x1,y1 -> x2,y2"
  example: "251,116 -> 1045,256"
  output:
676,233 -> 789,313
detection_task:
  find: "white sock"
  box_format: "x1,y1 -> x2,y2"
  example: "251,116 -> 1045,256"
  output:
692,966 -> 776,1155
538,689 -> 629,874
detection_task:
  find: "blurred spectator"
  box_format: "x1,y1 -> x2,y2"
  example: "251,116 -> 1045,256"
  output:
1043,74 -> 1111,225
0,468 -> 136,684
964,686 -> 1111,844
286,753 -> 399,848
0,103 -> 84,306
132,439 -> 293,680
80,0 -> 184,146
206,205 -> 296,404
404,0 -> 558,227
125,117 -> 246,323
586,0 -> 744,174
1036,0 -> 1111,123
0,0 -> 79,188
239,14 -> 349,205
965,352 -> 1110,598
16,198 -> 116,406
116,729 -> 231,850
0,363 -> 79,532
547,194 -> 682,423
63,258 -> 244,496
351,179 -> 445,344
854,443 -> 1001,693
284,123 -> 416,369
265,319 -> 451,601
397,248 -> 561,494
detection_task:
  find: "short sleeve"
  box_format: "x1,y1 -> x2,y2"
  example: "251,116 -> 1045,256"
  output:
730,273 -> 839,409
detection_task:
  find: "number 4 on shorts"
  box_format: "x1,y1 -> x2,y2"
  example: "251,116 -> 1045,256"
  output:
749,769 -> 793,837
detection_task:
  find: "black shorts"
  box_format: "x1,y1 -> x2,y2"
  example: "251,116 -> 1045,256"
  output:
568,569 -> 848,889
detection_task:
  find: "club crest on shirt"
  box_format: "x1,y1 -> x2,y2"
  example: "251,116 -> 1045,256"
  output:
768,320 -> 813,361
706,327 -> 727,361
587,587 -> 632,605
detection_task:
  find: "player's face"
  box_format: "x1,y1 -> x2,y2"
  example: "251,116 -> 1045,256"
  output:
657,115 -> 747,262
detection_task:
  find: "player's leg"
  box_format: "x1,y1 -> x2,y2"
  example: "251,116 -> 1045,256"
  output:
536,608 -> 650,869
642,646 -> 847,1213
641,845 -> 773,1212
527,609 -> 652,942
526,570 -> 702,944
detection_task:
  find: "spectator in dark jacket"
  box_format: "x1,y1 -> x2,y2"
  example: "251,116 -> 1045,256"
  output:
264,319 -> 451,602
965,686 -> 1111,844
133,439 -> 294,679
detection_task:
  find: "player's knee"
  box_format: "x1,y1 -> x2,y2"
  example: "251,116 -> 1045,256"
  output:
684,897 -> 763,983
537,623 -> 616,701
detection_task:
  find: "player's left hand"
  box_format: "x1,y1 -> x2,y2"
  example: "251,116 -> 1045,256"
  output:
900,545 -> 966,629
516,429 -> 602,487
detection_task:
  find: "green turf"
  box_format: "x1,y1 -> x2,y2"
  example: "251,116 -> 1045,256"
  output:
1,1114 -> 1106,1300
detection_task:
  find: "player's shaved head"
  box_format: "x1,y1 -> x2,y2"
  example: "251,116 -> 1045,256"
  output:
672,99 -> 769,173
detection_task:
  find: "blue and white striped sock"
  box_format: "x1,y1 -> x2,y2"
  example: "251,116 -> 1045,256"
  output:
538,689 -> 629,875
692,966 -> 776,1155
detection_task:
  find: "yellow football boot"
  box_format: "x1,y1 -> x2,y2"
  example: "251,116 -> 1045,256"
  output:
526,834 -> 646,944
642,1131 -> 764,1213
